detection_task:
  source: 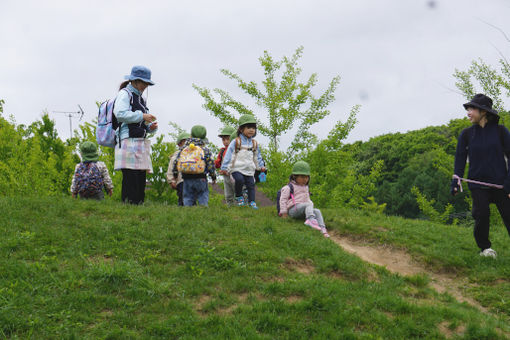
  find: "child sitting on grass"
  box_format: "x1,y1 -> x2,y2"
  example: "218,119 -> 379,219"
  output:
71,141 -> 113,200
279,161 -> 329,238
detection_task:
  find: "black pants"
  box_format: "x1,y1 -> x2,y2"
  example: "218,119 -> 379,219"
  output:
471,188 -> 510,250
231,172 -> 255,202
121,169 -> 146,205
176,182 -> 184,206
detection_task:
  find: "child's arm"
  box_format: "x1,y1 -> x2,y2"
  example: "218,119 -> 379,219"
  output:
70,164 -> 80,197
279,185 -> 291,216
220,140 -> 236,172
256,145 -> 266,171
214,148 -> 224,169
98,162 -> 113,195
204,147 -> 217,183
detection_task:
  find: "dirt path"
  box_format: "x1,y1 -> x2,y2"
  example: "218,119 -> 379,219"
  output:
210,183 -> 274,207
330,233 -> 487,313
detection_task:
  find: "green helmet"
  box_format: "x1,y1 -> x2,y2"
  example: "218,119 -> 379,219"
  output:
292,161 -> 311,176
238,114 -> 257,127
218,126 -> 236,137
176,132 -> 191,143
191,125 -> 207,139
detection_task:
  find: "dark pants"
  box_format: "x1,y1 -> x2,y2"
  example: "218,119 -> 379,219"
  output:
471,188 -> 510,250
121,169 -> 146,205
176,182 -> 184,206
80,191 -> 104,200
232,172 -> 255,202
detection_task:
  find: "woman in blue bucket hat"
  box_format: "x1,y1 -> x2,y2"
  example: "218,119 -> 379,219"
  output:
113,65 -> 158,204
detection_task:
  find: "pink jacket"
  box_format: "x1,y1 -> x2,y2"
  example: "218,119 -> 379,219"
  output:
279,181 -> 311,215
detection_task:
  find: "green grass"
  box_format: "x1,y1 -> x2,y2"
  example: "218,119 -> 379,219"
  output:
326,208 -> 510,319
0,195 -> 509,339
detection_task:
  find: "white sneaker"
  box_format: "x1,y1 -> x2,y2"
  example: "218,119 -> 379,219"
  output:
480,248 -> 497,258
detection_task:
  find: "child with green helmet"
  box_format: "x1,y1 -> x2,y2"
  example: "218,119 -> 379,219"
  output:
215,126 -> 237,205
173,125 -> 216,206
71,141 -> 114,200
279,161 -> 329,238
220,114 -> 266,209
167,131 -> 191,206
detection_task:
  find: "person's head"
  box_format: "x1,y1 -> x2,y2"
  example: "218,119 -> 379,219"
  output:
176,132 -> 191,148
80,141 -> 99,162
120,65 -> 155,92
218,126 -> 236,147
290,161 -> 311,185
463,94 -> 499,125
237,114 -> 257,138
191,125 -> 207,140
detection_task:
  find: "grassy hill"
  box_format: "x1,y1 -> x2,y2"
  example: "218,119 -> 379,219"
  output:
1,195 -> 509,339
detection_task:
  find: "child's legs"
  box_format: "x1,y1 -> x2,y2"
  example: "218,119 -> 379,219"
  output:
288,203 -> 308,219
231,172 -> 245,197
196,178 -> 209,206
243,175 -> 256,202
223,175 -> 235,205
313,208 -> 325,227
183,180 -> 195,206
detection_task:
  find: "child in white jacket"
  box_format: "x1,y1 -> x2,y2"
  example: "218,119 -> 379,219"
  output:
279,161 -> 329,238
220,114 -> 266,209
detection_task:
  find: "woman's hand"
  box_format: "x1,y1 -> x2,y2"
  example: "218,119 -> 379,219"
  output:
143,113 -> 156,123
149,122 -> 158,130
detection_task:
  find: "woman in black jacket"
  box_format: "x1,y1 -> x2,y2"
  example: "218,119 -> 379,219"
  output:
452,94 -> 510,258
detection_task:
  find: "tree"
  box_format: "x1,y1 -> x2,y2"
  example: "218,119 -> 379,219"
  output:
193,46 -> 344,156
454,58 -> 510,127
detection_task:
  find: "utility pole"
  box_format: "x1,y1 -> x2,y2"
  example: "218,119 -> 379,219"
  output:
52,105 -> 84,138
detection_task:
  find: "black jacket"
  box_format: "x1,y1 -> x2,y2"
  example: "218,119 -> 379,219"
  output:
453,123 -> 510,193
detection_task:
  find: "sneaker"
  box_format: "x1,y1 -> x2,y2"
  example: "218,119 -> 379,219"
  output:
235,196 -> 245,207
249,201 -> 258,210
304,219 -> 322,231
480,248 -> 497,258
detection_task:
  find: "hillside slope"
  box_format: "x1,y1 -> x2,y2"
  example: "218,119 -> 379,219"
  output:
0,196 -> 508,339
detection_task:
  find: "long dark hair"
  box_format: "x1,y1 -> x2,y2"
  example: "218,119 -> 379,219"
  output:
237,123 -> 257,137
119,80 -> 130,90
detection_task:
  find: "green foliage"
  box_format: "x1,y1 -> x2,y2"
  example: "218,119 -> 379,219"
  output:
193,46 -> 342,155
454,57 -> 510,128
0,110 -> 76,196
411,186 -> 456,224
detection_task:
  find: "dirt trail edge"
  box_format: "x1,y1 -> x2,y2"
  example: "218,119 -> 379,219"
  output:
330,233 -> 487,313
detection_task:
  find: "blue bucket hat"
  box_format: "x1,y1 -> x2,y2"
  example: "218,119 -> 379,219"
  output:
125,65 -> 155,85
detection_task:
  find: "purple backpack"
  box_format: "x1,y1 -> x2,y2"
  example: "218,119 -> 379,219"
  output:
75,162 -> 104,198
96,88 -> 132,147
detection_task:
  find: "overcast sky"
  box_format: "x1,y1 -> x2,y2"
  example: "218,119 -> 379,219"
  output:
1,0 -> 509,148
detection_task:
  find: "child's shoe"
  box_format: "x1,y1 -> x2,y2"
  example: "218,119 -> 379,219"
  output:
249,201 -> 258,210
235,196 -> 245,206
321,227 -> 330,238
304,219 -> 322,231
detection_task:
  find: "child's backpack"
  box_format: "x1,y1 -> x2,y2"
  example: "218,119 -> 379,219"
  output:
177,143 -> 206,174
96,88 -> 132,148
276,182 -> 295,215
75,162 -> 104,197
